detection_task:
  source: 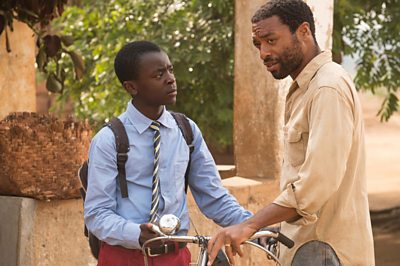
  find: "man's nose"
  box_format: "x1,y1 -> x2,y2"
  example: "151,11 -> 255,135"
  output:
259,44 -> 271,61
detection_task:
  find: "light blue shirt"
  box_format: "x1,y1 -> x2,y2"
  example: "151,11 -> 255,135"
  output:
84,102 -> 252,249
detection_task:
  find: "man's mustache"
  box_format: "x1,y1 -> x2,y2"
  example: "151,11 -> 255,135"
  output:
264,57 -> 279,65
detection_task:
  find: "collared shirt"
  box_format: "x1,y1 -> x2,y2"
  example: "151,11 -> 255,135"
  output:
273,51 -> 375,265
84,102 -> 252,249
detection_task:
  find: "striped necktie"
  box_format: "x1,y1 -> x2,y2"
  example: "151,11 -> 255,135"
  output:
149,121 -> 161,223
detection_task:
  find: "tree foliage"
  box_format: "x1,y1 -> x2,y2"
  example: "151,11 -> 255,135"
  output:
0,0 -> 86,94
333,0 -> 400,121
0,0 -> 67,50
53,0 -> 234,148
2,0 -> 399,149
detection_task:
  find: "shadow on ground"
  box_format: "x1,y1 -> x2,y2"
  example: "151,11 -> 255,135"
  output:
372,208 -> 400,266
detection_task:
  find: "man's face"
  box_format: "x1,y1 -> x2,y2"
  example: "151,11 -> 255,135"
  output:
252,16 -> 304,80
130,51 -> 177,107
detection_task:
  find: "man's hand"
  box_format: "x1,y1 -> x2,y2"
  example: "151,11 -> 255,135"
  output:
207,223 -> 257,266
207,204 -> 299,265
139,223 -> 160,246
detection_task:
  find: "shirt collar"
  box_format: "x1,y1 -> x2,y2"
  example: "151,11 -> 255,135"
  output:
295,50 -> 332,92
125,101 -> 175,134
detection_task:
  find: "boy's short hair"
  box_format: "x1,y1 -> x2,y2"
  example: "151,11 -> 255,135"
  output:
114,41 -> 162,83
252,0 -> 317,43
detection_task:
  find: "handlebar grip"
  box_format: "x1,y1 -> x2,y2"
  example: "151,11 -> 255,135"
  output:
276,232 -> 294,248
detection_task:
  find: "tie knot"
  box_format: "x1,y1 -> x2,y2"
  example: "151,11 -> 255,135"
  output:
149,121 -> 161,131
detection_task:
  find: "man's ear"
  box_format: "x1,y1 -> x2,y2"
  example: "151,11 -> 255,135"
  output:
296,22 -> 311,40
123,81 -> 138,97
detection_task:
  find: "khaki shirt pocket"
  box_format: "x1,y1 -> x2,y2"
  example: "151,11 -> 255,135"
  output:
284,127 -> 308,167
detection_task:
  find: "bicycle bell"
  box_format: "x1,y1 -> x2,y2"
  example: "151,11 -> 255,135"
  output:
159,214 -> 181,235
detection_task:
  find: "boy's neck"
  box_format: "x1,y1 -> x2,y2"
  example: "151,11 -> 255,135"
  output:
131,99 -> 164,121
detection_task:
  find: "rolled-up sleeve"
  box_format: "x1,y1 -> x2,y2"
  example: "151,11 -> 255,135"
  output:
274,87 -> 354,225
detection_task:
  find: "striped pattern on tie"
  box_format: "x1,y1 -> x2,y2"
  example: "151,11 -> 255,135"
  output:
149,121 -> 161,223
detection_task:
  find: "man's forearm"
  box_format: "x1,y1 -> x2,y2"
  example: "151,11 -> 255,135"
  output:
243,203 -> 300,230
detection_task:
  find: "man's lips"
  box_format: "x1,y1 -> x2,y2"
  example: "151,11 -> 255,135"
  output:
264,61 -> 278,72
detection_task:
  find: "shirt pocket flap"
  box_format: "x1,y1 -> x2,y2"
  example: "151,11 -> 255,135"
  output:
287,128 -> 302,143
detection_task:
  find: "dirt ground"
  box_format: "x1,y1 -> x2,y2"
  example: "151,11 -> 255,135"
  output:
361,92 -> 400,266
372,207 -> 400,266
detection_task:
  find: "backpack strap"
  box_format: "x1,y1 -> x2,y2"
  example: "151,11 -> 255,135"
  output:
170,112 -> 194,194
105,117 -> 130,198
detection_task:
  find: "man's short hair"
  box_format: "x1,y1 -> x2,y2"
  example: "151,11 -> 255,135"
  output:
114,41 -> 162,84
252,0 -> 317,42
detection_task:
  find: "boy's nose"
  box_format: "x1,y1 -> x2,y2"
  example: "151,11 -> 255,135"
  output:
166,72 -> 175,84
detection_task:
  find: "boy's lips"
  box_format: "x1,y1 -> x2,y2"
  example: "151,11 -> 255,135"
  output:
167,89 -> 177,96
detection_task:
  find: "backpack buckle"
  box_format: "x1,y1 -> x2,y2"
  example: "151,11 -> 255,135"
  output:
188,144 -> 195,153
117,153 -> 128,163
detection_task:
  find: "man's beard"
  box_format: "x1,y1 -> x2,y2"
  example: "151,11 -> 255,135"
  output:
271,36 -> 303,80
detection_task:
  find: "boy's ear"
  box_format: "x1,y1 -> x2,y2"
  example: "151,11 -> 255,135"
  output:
123,81 -> 138,97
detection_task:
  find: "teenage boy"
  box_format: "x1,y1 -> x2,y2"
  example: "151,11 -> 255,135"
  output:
84,40 -> 252,266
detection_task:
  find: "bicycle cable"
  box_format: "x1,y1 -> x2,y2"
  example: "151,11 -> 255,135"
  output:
189,216 -> 200,236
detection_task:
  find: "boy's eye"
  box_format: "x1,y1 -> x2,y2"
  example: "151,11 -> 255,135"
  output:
156,71 -> 164,78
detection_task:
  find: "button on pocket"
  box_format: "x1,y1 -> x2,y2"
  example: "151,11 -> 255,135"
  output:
285,127 -> 308,167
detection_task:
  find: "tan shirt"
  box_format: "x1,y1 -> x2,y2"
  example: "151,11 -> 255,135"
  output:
274,51 -> 375,266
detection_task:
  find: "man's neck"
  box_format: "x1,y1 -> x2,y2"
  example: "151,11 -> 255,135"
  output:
291,45 -> 321,80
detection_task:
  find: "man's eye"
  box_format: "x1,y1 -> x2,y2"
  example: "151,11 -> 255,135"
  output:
169,67 -> 174,74
267,39 -> 275,45
253,42 -> 261,48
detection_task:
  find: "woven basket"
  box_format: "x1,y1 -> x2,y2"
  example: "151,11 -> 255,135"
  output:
0,112 -> 92,200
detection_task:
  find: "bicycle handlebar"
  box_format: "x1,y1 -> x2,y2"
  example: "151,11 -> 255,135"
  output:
249,230 -> 294,248
276,231 -> 295,248
142,229 -> 294,251
142,230 -> 293,266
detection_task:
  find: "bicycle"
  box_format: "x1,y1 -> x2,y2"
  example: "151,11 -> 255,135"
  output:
142,214 -> 294,266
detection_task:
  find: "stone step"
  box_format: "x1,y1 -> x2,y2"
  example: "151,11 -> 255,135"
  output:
217,165 -> 236,179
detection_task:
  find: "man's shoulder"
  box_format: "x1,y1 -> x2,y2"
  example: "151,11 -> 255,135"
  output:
311,61 -> 356,95
315,61 -> 350,83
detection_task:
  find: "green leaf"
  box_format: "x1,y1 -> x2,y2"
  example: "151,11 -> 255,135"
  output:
60,35 -> 74,46
46,73 -> 63,93
36,47 -> 47,71
67,50 -> 85,80
44,35 -> 62,57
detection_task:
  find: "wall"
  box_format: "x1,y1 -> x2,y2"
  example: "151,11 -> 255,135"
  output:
0,21 -> 36,120
0,177 -> 278,266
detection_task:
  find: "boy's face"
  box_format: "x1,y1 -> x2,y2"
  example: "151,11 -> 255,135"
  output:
126,51 -> 177,107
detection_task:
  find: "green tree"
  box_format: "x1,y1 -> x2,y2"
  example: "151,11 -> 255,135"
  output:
333,0 -> 400,121
2,0 -> 398,149
53,0 -> 234,149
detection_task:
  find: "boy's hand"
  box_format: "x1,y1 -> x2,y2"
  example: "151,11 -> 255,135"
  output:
139,223 -> 160,246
